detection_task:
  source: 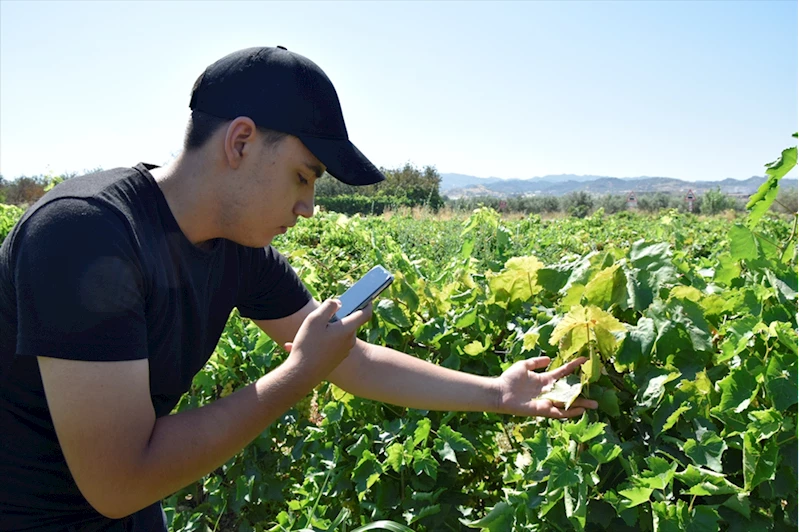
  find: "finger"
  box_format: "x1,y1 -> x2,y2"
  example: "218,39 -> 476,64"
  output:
532,399 -> 587,419
523,357 -> 551,372
570,398 -> 599,410
553,407 -> 587,419
339,301 -> 373,330
311,299 -> 341,322
283,342 -> 293,352
546,356 -> 588,381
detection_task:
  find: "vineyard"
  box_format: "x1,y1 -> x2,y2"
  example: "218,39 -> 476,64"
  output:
0,143 -> 796,531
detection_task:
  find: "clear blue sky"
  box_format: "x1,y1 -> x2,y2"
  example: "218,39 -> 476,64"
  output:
1,0 -> 796,182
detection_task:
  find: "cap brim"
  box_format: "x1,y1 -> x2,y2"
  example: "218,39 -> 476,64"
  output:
298,136 -> 385,186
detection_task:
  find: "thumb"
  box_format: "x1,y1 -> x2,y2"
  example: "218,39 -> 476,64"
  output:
283,342 -> 293,352
311,299 -> 341,322
523,357 -> 551,371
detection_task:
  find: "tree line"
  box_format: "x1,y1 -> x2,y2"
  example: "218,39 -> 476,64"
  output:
314,162 -> 444,215
446,187 -> 797,217
2,165 -> 795,217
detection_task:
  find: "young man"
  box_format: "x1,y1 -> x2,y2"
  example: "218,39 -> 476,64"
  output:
0,46 -> 596,531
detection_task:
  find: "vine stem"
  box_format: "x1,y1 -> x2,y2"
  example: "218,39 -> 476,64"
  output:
779,213 -> 798,258
308,467 -> 333,524
212,498 -> 228,532
772,197 -> 793,213
689,494 -> 697,513
500,422 -> 519,452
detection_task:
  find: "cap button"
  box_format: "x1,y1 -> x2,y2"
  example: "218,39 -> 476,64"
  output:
276,45 -> 287,50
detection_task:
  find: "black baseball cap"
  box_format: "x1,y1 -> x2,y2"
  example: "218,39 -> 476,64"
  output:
189,46 -> 385,186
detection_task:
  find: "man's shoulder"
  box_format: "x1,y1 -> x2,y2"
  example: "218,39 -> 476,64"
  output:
11,164 -> 157,241
36,164 -> 151,207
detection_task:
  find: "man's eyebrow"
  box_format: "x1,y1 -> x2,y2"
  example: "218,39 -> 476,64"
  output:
304,162 -> 325,179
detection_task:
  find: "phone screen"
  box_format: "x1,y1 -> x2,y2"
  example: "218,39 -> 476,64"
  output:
331,265 -> 394,322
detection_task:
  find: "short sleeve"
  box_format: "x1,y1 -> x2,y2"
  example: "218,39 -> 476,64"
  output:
237,246 -> 312,320
13,198 -> 148,361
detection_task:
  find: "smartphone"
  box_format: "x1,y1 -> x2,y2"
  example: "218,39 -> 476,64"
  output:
330,265 -> 394,323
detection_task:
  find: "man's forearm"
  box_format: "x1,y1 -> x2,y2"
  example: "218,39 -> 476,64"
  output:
110,360 -> 313,518
328,340 -> 501,413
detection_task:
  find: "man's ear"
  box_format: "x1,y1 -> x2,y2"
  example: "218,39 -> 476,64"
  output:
223,117 -> 257,170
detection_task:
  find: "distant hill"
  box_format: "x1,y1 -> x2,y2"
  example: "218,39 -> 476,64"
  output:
438,173 -> 504,189
440,173 -> 798,199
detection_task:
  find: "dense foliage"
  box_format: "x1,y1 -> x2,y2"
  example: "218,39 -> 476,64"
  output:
444,190 -> 749,217
162,200 -> 796,531
0,143 -> 795,532
315,163 -> 445,214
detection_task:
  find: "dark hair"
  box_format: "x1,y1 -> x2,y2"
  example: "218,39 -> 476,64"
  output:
183,109 -> 288,151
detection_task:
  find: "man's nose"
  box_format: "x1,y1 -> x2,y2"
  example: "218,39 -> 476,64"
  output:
294,194 -> 314,219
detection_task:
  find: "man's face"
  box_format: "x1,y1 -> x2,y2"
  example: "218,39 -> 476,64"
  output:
230,134 -> 325,247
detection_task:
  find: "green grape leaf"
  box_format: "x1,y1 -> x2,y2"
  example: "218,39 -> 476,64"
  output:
711,366 -> 758,416
635,456 -> 678,490
636,369 -> 681,410
463,340 -> 486,356
489,256 -> 544,304
588,437 -> 622,465
461,502 -> 514,530
413,418 -> 431,447
564,482 -> 588,531
384,443 -> 405,473
584,263 -> 627,310
522,330 -> 540,352
617,486 -> 653,509
454,307 -> 477,329
561,413 -> 606,443
434,425 -> 474,465
721,493 -> 751,519
685,506 -> 721,532
412,448 -> 438,480
629,240 -> 678,310
615,317 -> 656,370
746,409 -> 782,441
653,398 -> 692,436
729,224 -> 760,261
743,430 -> 779,491
549,305 -> 626,359
683,430 -> 727,473
347,433 -> 371,458
375,299 -> 411,329
764,350 -> 798,411
746,145 -> 797,228
675,465 -> 742,496
351,450 -> 383,499
543,447 -> 582,491
713,252 -> 741,286
592,385 -> 621,417
651,501 -> 684,532
434,440 -> 457,464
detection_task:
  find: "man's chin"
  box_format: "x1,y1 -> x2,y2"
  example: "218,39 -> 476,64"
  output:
233,234 -> 274,249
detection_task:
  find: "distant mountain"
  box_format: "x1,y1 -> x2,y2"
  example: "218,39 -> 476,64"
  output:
440,173 -> 798,199
439,173 -> 504,190
440,173 -> 614,192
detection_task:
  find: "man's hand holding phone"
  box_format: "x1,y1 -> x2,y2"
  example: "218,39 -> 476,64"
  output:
282,265 -> 393,386
283,299 -> 372,386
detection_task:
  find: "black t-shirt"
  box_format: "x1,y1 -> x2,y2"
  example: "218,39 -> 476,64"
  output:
0,163 -> 312,531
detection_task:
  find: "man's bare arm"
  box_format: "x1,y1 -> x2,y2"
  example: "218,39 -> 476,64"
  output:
327,340 -> 501,412
38,355 -> 309,519
258,300 -> 596,418
38,300 -> 369,519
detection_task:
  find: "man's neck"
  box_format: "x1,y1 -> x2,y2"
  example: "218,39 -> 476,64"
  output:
150,154 -> 223,247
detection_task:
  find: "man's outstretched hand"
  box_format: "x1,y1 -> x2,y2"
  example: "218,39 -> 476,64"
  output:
495,356 -> 599,418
